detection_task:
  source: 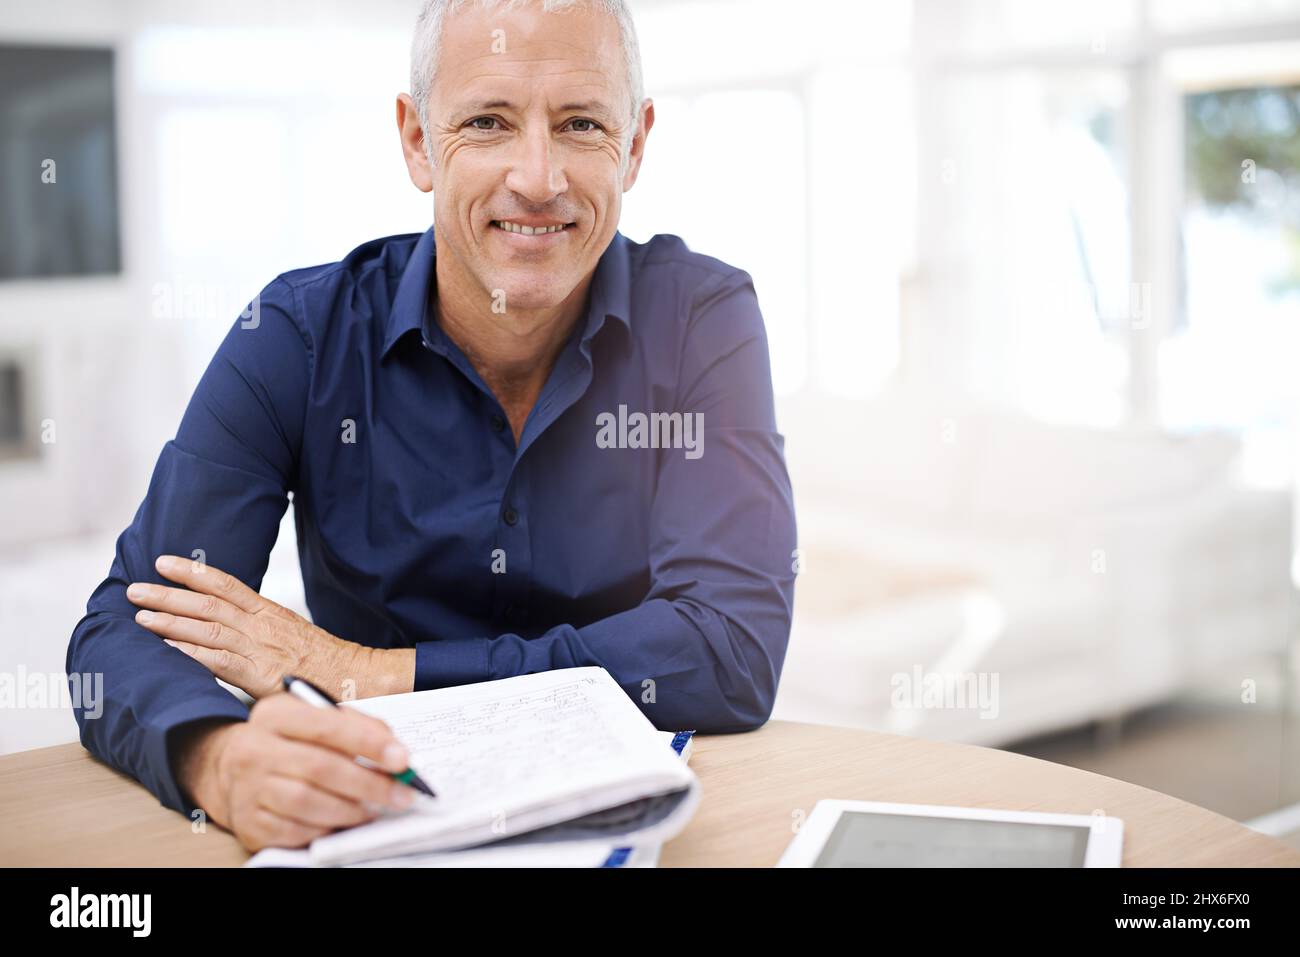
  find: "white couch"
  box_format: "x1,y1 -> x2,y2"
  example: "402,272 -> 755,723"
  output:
773,385 -> 1297,746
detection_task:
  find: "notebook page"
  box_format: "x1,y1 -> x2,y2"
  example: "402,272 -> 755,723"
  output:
309,667 -> 693,864
245,728 -> 697,868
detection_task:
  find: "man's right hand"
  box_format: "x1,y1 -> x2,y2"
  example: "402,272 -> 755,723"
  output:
174,693 -> 415,852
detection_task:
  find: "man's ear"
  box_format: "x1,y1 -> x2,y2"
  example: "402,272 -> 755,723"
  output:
622,98 -> 655,192
396,93 -> 434,193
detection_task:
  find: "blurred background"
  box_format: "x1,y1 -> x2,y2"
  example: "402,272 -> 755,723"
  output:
1,0 -> 1297,848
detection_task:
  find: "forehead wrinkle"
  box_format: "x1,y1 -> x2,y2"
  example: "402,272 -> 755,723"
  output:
454,50 -> 622,84
459,61 -> 618,84
447,69 -> 622,114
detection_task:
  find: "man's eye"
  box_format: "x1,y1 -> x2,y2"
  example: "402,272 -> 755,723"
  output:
468,117 -> 500,131
568,118 -> 602,133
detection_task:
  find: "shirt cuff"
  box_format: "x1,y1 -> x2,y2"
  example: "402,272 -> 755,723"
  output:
147,695 -> 250,815
413,639 -> 492,692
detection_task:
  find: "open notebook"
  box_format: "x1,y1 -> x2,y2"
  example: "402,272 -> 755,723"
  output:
248,667 -> 700,867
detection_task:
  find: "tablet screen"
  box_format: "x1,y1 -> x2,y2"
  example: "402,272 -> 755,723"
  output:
814,811 -> 1092,867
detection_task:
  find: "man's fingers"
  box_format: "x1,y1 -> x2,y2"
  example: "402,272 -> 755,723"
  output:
127,582 -> 249,631
267,734 -> 411,811
259,774 -> 377,830
158,636 -> 252,688
135,609 -> 251,657
255,693 -> 410,773
154,554 -> 267,615
245,806 -> 330,850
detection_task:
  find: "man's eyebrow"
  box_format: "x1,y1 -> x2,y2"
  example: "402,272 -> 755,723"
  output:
456,98 -> 615,116
557,100 -> 614,115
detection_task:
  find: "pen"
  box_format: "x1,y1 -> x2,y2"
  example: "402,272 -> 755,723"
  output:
281,674 -> 436,798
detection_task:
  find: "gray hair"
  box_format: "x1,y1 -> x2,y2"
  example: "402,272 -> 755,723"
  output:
410,0 -> 645,160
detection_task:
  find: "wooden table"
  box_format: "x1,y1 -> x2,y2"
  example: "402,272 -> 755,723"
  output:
2,720 -> 1296,867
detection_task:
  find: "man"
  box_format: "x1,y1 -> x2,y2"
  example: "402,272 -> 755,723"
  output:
67,0 -> 796,852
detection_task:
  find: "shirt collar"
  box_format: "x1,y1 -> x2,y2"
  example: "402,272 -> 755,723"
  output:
382,227 -> 631,360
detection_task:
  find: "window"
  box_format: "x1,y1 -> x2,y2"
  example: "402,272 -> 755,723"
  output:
1162,82 -> 1300,487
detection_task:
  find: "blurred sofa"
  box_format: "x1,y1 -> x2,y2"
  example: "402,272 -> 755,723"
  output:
773,385 -> 1297,746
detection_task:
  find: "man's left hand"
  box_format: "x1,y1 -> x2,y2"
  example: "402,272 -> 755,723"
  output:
128,555 -> 409,700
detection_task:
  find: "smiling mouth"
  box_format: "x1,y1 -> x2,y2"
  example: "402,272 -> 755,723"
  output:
490,220 -> 575,235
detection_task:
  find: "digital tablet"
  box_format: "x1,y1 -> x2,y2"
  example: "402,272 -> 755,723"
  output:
777,799 -> 1124,867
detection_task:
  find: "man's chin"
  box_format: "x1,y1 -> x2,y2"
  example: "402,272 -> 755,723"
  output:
479,270 -> 577,313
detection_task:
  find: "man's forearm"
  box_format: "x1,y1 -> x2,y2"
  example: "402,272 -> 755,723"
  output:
412,597 -> 788,730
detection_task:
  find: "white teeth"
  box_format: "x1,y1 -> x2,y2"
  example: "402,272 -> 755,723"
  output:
494,221 -> 568,235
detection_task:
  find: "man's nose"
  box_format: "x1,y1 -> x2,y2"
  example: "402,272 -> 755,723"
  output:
504,126 -> 567,203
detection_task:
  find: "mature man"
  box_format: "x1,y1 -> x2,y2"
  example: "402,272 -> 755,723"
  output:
67,0 -> 796,852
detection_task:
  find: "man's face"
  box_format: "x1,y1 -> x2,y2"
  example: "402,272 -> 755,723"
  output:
421,3 -> 644,317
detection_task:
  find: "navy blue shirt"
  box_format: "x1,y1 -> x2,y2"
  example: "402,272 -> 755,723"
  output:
67,228 -> 797,813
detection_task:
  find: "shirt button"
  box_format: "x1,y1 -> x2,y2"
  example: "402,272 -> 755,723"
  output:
490,414 -> 506,432
503,506 -> 519,526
